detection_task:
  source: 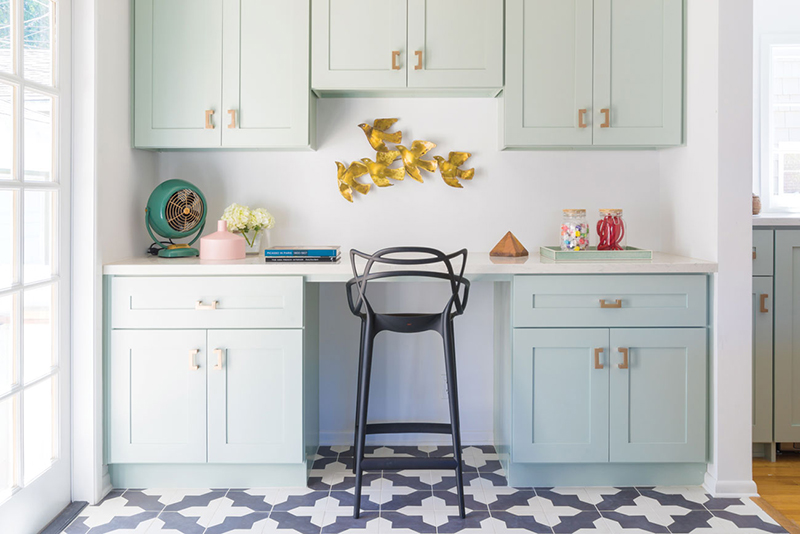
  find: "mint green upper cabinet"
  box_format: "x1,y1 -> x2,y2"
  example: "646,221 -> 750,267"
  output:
503,0 -> 593,147
513,328 -> 610,463
207,330 -> 303,463
134,0 -> 223,148
592,0 -> 683,146
753,276 -> 774,444
609,329 -> 707,463
407,0 -> 504,90
221,0 -> 311,148
311,0 -> 407,91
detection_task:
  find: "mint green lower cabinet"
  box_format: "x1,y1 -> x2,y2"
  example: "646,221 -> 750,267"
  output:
108,330 -> 208,464
207,330 -> 303,463
609,328 -> 707,463
752,276 -> 774,444
512,328 -> 610,463
774,230 -> 800,442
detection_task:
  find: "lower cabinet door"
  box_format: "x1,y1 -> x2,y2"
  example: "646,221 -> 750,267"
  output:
775,230 -> 800,442
207,329 -> 303,463
609,328 -> 707,463
108,330 -> 207,463
512,328 -> 609,463
753,277 -> 774,444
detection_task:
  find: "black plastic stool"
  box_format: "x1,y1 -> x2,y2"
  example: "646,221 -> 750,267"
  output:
346,247 -> 471,519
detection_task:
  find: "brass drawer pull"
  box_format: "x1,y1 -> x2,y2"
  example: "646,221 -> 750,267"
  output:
594,347 -> 604,370
760,294 -> 769,313
228,109 -> 237,129
213,348 -> 224,370
205,109 -> 215,129
753,249 -> 757,260
600,108 -> 610,128
578,109 -> 588,128
415,50 -> 423,70
189,349 -> 200,371
599,299 -> 622,309
195,300 -> 218,310
618,347 -> 629,369
392,50 -> 401,70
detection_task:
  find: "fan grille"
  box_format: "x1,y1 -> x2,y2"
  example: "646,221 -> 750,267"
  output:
165,188 -> 204,232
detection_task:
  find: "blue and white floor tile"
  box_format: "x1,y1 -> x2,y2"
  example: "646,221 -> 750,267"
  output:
63,446 -> 787,534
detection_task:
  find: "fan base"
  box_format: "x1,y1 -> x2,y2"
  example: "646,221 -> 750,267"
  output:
158,247 -> 199,258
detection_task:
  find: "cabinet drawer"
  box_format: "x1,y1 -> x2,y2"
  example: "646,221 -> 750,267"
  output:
513,275 -> 707,328
753,229 -> 774,276
111,276 -> 303,329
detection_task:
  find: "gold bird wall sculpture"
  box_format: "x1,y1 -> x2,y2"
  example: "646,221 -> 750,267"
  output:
361,150 -> 405,187
358,118 -> 403,152
433,152 -> 475,188
397,141 -> 438,182
336,161 -> 370,202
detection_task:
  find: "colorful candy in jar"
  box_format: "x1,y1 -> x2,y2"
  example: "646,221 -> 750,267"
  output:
596,209 -> 626,251
561,209 -> 589,251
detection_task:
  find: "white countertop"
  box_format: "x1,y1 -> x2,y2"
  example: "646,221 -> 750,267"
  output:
753,213 -> 800,226
103,252 -> 717,281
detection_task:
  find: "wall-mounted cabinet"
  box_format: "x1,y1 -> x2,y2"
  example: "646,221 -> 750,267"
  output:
502,0 -> 684,149
311,0 -> 504,96
134,0 -> 313,149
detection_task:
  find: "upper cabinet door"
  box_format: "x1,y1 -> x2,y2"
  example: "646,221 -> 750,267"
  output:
593,0 -> 683,146
311,0 -> 407,91
222,0 -> 312,148
406,0 -> 503,90
502,0 -> 594,148
134,0 -> 223,148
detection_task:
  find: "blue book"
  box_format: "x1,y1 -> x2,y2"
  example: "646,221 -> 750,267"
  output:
265,246 -> 340,257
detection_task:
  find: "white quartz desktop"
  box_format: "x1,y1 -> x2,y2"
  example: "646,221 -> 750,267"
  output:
753,213 -> 800,226
103,252 -> 717,281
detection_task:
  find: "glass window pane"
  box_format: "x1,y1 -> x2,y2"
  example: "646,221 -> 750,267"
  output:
0,82 -> 14,181
23,283 -> 54,383
23,0 -> 53,86
0,395 -> 15,496
23,189 -> 54,283
0,294 -> 16,393
23,90 -> 53,182
0,190 -> 17,289
0,0 -> 12,75
23,375 -> 55,484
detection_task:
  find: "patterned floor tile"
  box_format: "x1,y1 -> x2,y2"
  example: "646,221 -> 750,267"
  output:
145,512 -> 206,534
204,512 -> 271,534
263,512 -> 321,534
546,510 -> 608,533
436,511 -> 494,533
489,511 -> 553,533
599,509 -> 670,533
535,488 -> 598,513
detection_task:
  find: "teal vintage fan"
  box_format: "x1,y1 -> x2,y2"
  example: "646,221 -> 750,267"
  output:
145,179 -> 207,258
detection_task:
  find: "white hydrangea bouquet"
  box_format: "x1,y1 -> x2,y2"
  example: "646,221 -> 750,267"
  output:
221,203 -> 275,250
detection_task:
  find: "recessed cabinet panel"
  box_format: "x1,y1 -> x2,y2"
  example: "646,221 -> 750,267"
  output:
774,231 -> 800,442
753,229 -> 775,276
753,276 -> 774,444
593,0 -> 683,146
134,0 -> 223,148
503,0 -> 593,147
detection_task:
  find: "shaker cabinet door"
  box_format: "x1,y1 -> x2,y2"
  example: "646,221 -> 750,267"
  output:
311,0 -> 407,91
512,329 -> 610,463
609,329 -> 706,463
108,330 -> 208,463
592,0 -> 683,146
207,329 -> 304,463
222,0 -> 312,148
753,276 -> 774,444
503,0 -> 594,147
774,230 -> 800,442
406,0 -> 503,90
134,0 -> 223,148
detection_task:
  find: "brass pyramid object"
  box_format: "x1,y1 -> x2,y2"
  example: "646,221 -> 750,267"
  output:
490,231 -> 529,258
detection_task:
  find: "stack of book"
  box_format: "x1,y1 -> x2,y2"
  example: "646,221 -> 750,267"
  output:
264,246 -> 341,263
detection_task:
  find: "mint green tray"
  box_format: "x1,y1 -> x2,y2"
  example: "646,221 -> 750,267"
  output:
540,246 -> 653,261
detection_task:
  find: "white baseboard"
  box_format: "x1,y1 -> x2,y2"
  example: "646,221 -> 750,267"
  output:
319,430 -> 494,447
703,471 -> 759,497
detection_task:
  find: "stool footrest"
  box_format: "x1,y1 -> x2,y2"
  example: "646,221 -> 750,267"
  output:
365,422 -> 452,435
360,457 -> 458,471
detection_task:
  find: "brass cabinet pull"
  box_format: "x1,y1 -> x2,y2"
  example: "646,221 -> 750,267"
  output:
760,294 -> 769,313
599,299 -> 622,309
392,50 -> 401,70
205,109 -> 215,129
618,347 -> 629,369
189,349 -> 200,371
594,347 -> 604,370
213,348 -> 224,370
600,108 -> 610,128
415,50 -> 423,70
228,109 -> 237,129
578,109 -> 588,128
195,300 -> 218,310
753,249 -> 757,260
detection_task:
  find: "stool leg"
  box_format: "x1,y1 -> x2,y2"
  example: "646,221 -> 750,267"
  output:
352,319 -> 366,472
443,319 -> 466,519
353,323 -> 374,519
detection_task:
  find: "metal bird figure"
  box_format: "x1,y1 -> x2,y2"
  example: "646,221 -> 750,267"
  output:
397,141 -> 438,183
432,152 -> 475,188
358,118 -> 403,152
360,150 -> 404,187
336,161 -> 370,202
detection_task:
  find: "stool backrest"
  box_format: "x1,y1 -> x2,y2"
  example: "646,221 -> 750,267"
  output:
346,247 -> 470,318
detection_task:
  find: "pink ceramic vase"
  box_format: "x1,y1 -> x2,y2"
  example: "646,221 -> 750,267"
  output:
200,220 -> 246,260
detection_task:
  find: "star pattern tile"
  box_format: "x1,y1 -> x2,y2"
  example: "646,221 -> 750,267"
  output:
63,446 -> 787,534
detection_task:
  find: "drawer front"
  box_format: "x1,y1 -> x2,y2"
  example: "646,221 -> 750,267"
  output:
111,276 -> 304,329
513,275 -> 707,328
753,229 -> 774,276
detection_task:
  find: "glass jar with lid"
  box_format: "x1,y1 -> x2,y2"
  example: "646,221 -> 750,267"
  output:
596,209 -> 626,250
561,209 -> 589,251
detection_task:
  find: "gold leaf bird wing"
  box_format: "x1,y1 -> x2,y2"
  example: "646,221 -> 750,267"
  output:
343,161 -> 371,195
335,162 -> 354,202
